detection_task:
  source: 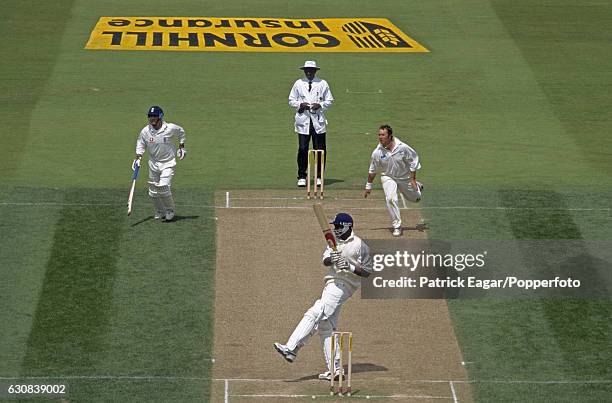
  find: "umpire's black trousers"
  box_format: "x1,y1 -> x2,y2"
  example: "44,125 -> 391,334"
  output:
297,122 -> 326,179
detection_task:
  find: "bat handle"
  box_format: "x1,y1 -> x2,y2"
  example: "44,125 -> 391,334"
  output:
132,164 -> 140,180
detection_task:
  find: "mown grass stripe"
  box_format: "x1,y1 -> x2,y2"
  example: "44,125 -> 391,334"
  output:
20,189 -> 123,375
500,190 -> 611,381
0,0 -> 76,178
0,202 -> 62,375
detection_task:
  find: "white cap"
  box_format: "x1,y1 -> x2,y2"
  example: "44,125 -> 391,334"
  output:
299,60 -> 320,70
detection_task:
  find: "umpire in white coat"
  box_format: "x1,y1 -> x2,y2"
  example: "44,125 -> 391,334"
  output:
289,61 -> 334,187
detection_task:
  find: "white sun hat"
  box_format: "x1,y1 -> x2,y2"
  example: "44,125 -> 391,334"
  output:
299,60 -> 320,70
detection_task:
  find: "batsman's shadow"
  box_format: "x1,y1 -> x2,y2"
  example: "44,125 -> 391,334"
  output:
288,363 -> 388,382
131,216 -> 154,227
171,215 -> 200,222
407,223 -> 428,232
130,215 -> 200,227
369,223 -> 428,233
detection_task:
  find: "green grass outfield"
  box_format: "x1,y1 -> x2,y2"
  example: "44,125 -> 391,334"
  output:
1,0 -> 611,401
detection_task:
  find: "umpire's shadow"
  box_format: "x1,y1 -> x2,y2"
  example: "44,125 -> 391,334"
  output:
323,178 -> 344,186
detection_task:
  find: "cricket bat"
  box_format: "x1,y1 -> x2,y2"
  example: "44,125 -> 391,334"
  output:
313,203 -> 337,251
127,160 -> 141,216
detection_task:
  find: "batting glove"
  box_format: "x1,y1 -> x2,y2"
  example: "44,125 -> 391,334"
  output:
335,256 -> 349,270
330,251 -> 342,263
131,156 -> 141,171
177,147 -> 186,160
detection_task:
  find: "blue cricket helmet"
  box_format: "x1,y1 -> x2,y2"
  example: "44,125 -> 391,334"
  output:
147,105 -> 164,119
330,213 -> 353,239
330,213 -> 353,226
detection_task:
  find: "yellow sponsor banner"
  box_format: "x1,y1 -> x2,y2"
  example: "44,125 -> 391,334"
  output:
85,17 -> 428,52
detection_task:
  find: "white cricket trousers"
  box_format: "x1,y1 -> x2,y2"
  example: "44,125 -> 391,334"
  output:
381,175 -> 422,230
147,160 -> 176,214
286,280 -> 355,373
148,160 -> 175,188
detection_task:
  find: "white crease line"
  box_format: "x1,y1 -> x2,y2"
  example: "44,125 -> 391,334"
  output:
1,201 -> 608,212
227,197 -> 382,201
229,394 -> 451,399
211,378 -> 612,384
462,380 -> 612,384
225,379 -> 229,403
0,375 -> 208,380
400,193 -> 408,209
450,381 -> 458,403
210,206 -> 611,212
1,376 -> 609,385
413,206 -> 610,211
345,88 -> 384,94
0,202 -> 117,206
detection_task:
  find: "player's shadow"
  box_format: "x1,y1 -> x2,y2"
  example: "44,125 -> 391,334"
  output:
288,363 -> 388,382
171,215 -> 200,222
131,216 -> 154,227
411,223 -> 428,232
322,178 -> 344,186
350,362 -> 388,374
130,215 -> 199,226
369,223 -> 428,233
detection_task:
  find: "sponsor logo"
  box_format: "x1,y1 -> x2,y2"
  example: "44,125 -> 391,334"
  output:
85,17 -> 428,52
341,20 -> 411,49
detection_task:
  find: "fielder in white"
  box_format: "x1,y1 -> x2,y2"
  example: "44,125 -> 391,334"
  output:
274,213 -> 372,380
132,106 -> 186,221
364,124 -> 423,237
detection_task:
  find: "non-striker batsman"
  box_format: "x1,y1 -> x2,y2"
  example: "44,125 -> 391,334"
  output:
132,106 -> 186,221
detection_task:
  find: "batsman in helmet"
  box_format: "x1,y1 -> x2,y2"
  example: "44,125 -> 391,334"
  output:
132,106 -> 187,221
274,213 -> 372,381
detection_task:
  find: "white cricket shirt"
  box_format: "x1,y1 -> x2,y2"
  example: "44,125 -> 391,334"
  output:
368,138 -> 421,180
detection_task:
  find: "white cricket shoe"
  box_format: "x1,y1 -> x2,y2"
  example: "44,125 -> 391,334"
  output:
318,371 -> 331,380
154,211 -> 164,219
416,182 -> 424,202
297,179 -> 307,187
316,178 -> 322,186
318,369 -> 342,381
274,342 -> 296,363
164,210 -> 175,222
392,228 -> 402,237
